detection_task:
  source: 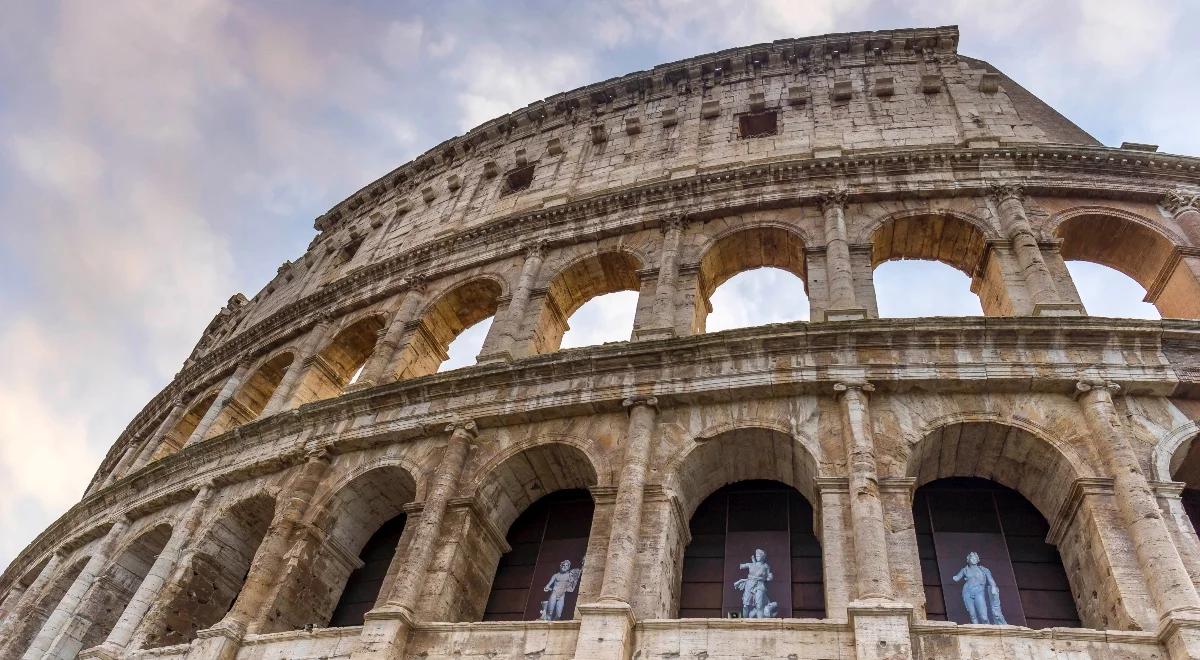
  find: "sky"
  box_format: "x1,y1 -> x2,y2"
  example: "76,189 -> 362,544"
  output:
0,0 -> 1194,573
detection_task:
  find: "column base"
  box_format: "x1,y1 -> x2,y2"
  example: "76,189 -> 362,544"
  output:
187,620 -> 245,660
847,600 -> 914,660
632,326 -> 676,341
1032,302 -> 1086,317
573,601 -> 636,660
1157,608 -> 1200,660
79,643 -> 123,660
350,605 -> 417,660
823,308 -> 869,322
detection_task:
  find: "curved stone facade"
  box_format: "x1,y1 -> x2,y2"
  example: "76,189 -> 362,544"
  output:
4,25 -> 1200,660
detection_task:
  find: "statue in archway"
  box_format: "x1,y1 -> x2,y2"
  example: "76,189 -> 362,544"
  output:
540,559 -> 583,620
734,548 -> 778,618
952,551 -> 1006,624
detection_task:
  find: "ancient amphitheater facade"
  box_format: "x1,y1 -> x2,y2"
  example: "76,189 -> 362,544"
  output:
7,24 -> 1200,660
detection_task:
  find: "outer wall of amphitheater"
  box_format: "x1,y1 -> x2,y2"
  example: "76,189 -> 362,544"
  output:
6,24 -> 1200,660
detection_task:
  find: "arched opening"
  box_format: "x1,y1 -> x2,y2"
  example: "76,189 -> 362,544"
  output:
668,427 -> 822,619
141,494 -> 275,649
483,489 -> 594,621
66,524 -> 172,656
440,318 -> 492,372
1065,261 -> 1159,319
914,478 -> 1080,629
204,352 -> 295,438
1169,434 -> 1200,534
907,422 -> 1099,629
472,443 -> 601,622
870,214 -> 990,317
695,227 -> 807,333
150,391 -> 219,462
262,465 -> 418,632
3,558 -> 87,657
291,316 -> 386,406
680,480 -> 823,619
560,292 -> 640,348
394,279 -> 503,378
1056,214 -> 1193,317
533,252 -> 642,353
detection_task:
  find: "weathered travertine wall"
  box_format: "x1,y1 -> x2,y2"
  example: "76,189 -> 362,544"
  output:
5,24 -> 1200,660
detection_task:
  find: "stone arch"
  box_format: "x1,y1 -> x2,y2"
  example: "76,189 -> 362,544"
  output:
149,387 -> 221,463
868,209 -> 998,315
469,441 -> 602,535
262,463 -> 419,632
665,426 -> 820,520
1,556 -> 89,658
693,224 -> 808,333
1052,207 -> 1200,318
856,208 -> 999,247
1153,420 -> 1200,482
291,314 -> 388,406
140,492 -> 275,649
62,522 -> 173,656
531,250 -> 644,354
204,350 -> 295,439
393,276 -> 506,379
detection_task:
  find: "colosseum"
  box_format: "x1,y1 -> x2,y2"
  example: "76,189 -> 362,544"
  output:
5,23 -> 1200,660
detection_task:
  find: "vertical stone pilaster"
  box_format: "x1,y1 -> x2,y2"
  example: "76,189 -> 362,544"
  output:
351,420 -> 478,660
989,183 -> 1082,316
355,278 -> 427,386
189,450 -> 333,659
575,395 -> 658,660
261,316 -> 334,416
816,478 -> 853,621
835,382 -> 894,601
880,478 -> 924,617
820,189 -> 867,321
23,517 -> 131,660
635,217 -> 686,341
1154,481 -> 1200,591
83,485 -> 217,659
184,362 -> 251,447
479,244 -> 543,362
1076,380 -> 1200,658
127,398 -> 188,474
0,552 -> 62,656
1162,190 -> 1200,246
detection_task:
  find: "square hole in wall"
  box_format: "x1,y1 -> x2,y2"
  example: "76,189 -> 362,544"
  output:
501,164 -> 536,196
738,111 -> 778,139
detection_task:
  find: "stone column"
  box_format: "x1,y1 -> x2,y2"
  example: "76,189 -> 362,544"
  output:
127,398 -> 189,473
83,484 -> 217,660
988,183 -> 1082,316
479,244 -> 544,362
183,362 -> 251,447
190,450 -> 332,659
819,189 -> 867,321
1162,190 -> 1200,246
575,396 -> 658,660
97,435 -> 144,490
635,217 -> 686,341
1076,381 -> 1200,657
834,382 -> 894,601
816,478 -> 853,620
352,420 -> 477,660
261,316 -> 333,417
354,278 -> 427,386
0,584 -> 26,623
880,477 -> 924,617
23,517 -> 131,660
0,552 -> 62,654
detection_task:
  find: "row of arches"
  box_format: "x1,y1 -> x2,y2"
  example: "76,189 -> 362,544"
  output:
32,416 -> 1200,657
133,206 -> 1198,474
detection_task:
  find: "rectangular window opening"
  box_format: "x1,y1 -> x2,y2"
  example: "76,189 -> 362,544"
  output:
738,111 -> 778,139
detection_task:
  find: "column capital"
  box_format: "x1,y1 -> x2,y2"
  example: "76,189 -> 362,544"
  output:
660,213 -> 690,234
1162,189 -> 1200,216
444,418 -> 478,439
834,381 -> 875,396
622,395 -> 658,410
399,272 -> 427,292
818,187 -> 849,212
1075,379 -> 1121,398
524,239 -> 546,260
987,181 -> 1026,204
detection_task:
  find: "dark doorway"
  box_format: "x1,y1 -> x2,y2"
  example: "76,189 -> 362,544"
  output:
483,489 -> 594,621
329,513 -> 407,627
679,480 -> 824,619
914,478 -> 1080,629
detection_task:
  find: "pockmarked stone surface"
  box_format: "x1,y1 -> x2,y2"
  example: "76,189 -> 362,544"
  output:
5,24 -> 1200,660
